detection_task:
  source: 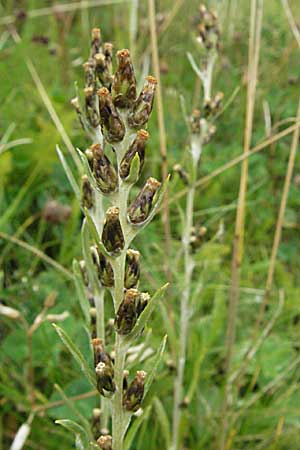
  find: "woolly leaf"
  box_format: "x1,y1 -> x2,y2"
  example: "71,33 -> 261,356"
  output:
53,324 -> 96,388
73,259 -> 90,325
56,145 -> 81,200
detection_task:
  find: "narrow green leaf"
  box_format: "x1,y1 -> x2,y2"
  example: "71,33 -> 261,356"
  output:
186,347 -> 205,402
81,219 -> 103,296
144,335 -> 168,397
124,152 -> 140,184
75,435 -> 86,450
73,259 -> 90,325
153,397 -> 171,448
53,324 -> 96,389
54,384 -> 92,437
55,419 -> 90,450
76,148 -> 100,193
56,145 -> 81,200
124,284 -> 169,342
123,405 -> 152,450
84,208 -> 110,258
159,302 -> 178,354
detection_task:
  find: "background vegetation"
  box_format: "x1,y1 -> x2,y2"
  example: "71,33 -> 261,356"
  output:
1,0 -> 300,448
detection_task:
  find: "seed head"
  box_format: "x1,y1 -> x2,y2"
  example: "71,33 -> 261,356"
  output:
84,86 -> 100,128
173,164 -> 189,186
101,207 -> 125,255
196,5 -> 220,51
128,76 -> 157,128
97,435 -> 112,450
203,91 -> 224,117
97,249 -> 114,287
94,42 -> 113,88
123,370 -> 147,412
90,28 -> 102,57
128,177 -> 161,224
125,249 -> 140,289
92,338 -> 115,396
97,87 -> 125,142
81,175 -> 94,210
112,49 -> 137,108
83,60 -> 96,89
119,129 -> 149,180
115,288 -> 140,335
90,143 -> 118,194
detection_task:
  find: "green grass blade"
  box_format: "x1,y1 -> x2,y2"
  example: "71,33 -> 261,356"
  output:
153,397 -> 171,448
144,334 -> 168,397
55,419 -> 90,450
123,405 -> 152,450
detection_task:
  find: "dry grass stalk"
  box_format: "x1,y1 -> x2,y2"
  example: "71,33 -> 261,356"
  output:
168,118 -> 300,207
148,0 -> 172,283
220,0 -> 263,447
256,100 -> 300,325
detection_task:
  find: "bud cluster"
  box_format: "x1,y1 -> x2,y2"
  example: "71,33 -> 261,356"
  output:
92,338 -> 115,397
196,4 -> 220,51
115,289 -> 149,335
72,27 -> 158,143
190,225 -> 207,252
92,338 -> 147,412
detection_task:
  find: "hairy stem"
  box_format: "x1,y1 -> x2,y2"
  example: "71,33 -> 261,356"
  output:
171,161 -> 197,450
111,251 -> 127,450
111,140 -> 131,450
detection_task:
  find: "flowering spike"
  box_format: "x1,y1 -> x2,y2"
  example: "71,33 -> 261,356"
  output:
119,129 -> 149,180
128,177 -> 161,224
97,87 -> 125,142
112,49 -> 137,108
196,5 -> 220,51
128,76 -> 157,128
123,370 -> 147,412
101,207 -> 125,255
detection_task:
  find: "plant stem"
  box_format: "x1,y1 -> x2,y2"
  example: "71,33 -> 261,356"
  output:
110,139 -> 131,450
111,251 -> 127,450
171,180 -> 196,450
112,333 -> 126,450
